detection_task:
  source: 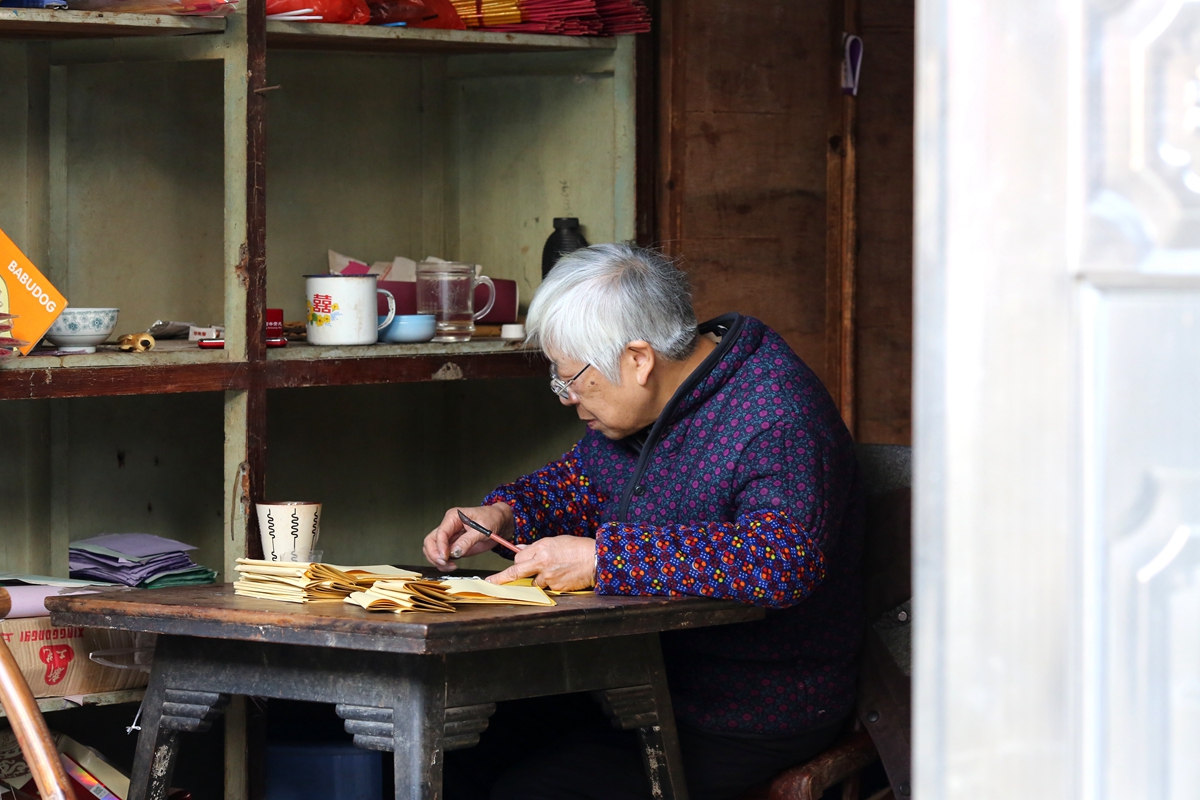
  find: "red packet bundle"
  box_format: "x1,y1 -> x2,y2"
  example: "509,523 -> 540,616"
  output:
408,0 -> 464,28
0,312 -> 27,356
595,0 -> 649,33
450,0 -> 649,35
366,0 -> 425,23
267,0 -> 369,23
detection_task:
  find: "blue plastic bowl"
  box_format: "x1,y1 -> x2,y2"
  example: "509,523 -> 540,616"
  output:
378,314 -> 436,343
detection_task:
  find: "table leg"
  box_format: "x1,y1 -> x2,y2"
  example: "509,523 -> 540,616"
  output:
129,672 -> 230,800
391,658 -> 447,800
639,672 -> 689,800
129,679 -> 175,800
594,637 -> 690,800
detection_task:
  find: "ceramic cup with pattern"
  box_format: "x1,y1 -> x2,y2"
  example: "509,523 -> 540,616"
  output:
255,501 -> 322,562
44,307 -> 119,353
304,274 -> 395,346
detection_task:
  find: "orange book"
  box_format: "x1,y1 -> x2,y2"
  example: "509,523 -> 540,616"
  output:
0,227 -> 67,355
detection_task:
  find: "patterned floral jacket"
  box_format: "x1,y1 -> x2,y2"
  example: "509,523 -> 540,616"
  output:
484,314 -> 863,735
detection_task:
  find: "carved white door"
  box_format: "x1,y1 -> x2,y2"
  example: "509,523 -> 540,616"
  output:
916,1 -> 1200,797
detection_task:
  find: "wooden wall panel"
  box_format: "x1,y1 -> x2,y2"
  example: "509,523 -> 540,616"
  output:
654,0 -> 914,443
854,0 -> 914,444
659,0 -> 832,381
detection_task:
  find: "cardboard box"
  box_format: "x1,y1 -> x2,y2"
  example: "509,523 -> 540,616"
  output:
0,618 -> 150,699
0,227 -> 67,355
187,325 -> 224,342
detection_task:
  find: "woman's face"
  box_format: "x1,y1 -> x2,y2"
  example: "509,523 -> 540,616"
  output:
550,349 -> 659,440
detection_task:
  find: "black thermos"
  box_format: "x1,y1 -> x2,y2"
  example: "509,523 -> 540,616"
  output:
541,218 -> 589,278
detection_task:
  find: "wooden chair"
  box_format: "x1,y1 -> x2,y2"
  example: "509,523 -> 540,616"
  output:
740,444 -> 913,800
0,592 -> 73,800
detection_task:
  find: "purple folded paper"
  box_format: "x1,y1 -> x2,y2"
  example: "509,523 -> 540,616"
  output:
75,533 -> 196,558
69,533 -> 210,588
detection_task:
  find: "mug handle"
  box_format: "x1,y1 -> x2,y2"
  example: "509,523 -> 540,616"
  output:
473,275 -> 497,321
377,289 -> 397,330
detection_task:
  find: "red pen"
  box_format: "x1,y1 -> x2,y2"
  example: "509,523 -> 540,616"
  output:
456,510 -> 521,555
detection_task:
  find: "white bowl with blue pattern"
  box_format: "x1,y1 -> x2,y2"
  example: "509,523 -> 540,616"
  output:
44,308 -> 120,353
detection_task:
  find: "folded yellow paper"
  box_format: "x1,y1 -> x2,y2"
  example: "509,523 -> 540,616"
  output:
345,579 -> 456,614
507,577 -> 594,596
233,558 -> 380,603
441,577 -> 555,606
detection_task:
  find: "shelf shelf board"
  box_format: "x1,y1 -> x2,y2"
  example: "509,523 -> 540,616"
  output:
0,8 -> 225,40
0,689 -> 146,717
1,341 -> 246,400
263,338 -> 545,388
0,339 -> 546,398
265,20 -> 618,55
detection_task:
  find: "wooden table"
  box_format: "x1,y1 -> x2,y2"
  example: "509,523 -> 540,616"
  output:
46,585 -> 763,800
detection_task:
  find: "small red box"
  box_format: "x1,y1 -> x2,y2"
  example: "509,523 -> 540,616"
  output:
266,308 -> 283,337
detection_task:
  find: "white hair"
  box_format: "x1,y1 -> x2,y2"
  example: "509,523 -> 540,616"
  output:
526,243 -> 699,383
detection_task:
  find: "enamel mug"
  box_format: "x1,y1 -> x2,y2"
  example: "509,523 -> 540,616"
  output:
305,274 -> 396,346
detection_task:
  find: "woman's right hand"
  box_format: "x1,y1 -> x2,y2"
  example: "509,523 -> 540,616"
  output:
422,502 -> 515,572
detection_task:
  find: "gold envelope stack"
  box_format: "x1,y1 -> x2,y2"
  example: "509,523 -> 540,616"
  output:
345,579 -> 457,614
233,560 -> 423,604
440,577 -> 556,606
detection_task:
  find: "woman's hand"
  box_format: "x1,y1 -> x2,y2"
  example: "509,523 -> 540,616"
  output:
423,503 -> 515,572
486,536 -> 597,591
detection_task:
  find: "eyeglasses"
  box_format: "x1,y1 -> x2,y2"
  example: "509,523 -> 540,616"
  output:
550,363 -> 591,400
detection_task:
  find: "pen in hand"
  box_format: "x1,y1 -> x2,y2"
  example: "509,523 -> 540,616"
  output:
455,510 -> 522,557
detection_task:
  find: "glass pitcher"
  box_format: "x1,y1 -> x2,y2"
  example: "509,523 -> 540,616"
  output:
415,261 -> 496,343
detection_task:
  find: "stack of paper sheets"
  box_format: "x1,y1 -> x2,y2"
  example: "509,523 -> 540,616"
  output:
234,560 -> 557,611
440,576 -> 556,606
69,534 -> 217,588
233,560 -> 426,602
345,579 -> 456,613
233,560 -> 421,603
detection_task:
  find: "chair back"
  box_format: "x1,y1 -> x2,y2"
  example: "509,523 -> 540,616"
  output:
0,608 -> 72,800
853,444 -> 912,798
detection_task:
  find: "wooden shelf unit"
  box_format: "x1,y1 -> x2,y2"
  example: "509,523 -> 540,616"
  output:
1,8 -> 632,789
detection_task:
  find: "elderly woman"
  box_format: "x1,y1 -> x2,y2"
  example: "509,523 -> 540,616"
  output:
424,243 -> 862,800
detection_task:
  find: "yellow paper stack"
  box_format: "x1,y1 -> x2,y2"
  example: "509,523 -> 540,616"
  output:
233,559 -> 421,604
345,579 -> 457,614
440,577 -> 556,606
234,560 -> 558,611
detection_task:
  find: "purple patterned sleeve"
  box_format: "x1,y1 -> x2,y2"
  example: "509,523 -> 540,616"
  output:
594,511 -> 825,608
483,444 -> 608,546
594,422 -> 835,608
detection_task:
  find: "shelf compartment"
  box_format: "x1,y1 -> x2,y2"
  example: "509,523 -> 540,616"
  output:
0,341 -> 546,397
263,339 -> 545,388
4,340 -> 227,371
265,20 -> 618,55
0,363 -> 249,399
0,689 -> 147,717
0,8 -> 224,40
0,341 -> 245,400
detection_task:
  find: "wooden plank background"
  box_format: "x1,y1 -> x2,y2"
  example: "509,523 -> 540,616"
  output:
652,0 -> 913,445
